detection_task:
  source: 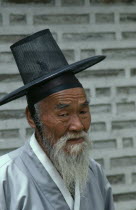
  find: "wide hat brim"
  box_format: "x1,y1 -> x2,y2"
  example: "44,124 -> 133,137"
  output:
0,55 -> 105,105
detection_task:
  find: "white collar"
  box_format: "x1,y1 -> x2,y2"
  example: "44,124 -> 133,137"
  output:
30,134 -> 81,210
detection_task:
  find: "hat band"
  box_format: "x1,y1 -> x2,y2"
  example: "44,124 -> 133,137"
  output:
27,82 -> 82,105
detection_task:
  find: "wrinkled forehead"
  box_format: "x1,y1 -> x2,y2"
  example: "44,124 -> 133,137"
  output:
39,87 -> 88,108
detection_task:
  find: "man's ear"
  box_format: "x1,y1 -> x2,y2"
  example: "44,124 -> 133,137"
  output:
25,106 -> 36,128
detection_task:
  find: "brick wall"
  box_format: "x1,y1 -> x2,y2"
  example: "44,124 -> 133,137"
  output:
0,0 -> 136,209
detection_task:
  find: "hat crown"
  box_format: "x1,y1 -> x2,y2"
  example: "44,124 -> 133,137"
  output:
11,29 -> 68,84
0,28 -> 105,106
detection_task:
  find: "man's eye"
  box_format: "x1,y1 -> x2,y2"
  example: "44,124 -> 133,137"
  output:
59,113 -> 69,117
80,110 -> 87,114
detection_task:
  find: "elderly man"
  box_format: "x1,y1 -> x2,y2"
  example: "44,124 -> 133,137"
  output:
0,29 -> 115,210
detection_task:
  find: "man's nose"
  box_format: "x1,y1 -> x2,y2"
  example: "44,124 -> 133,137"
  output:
68,115 -> 84,132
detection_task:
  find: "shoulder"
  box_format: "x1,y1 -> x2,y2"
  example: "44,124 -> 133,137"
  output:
0,153 -> 13,178
0,146 -> 31,199
89,158 -> 109,187
89,158 -> 103,175
0,147 -> 25,180
0,153 -> 12,168
89,159 -> 115,209
0,147 -> 32,210
0,146 -> 23,164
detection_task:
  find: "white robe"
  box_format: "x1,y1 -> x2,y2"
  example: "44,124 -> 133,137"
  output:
30,134 -> 80,210
0,134 -> 115,210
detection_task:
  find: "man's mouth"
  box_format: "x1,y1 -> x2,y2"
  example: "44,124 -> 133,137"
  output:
67,137 -> 84,144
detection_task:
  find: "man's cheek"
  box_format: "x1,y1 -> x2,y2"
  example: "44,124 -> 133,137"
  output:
42,114 -> 57,130
84,115 -> 91,131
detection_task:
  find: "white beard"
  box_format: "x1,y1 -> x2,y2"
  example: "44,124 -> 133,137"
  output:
42,131 -> 92,196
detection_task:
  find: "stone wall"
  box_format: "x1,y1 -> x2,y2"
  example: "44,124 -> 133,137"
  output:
0,0 -> 136,209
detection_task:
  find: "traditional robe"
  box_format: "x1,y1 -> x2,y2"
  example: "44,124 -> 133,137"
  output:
0,134 -> 115,210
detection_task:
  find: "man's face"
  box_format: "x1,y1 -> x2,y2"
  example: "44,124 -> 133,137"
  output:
28,87 -> 92,194
37,87 -> 91,147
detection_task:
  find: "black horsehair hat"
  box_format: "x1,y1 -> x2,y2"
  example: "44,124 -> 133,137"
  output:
0,29 -> 105,106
